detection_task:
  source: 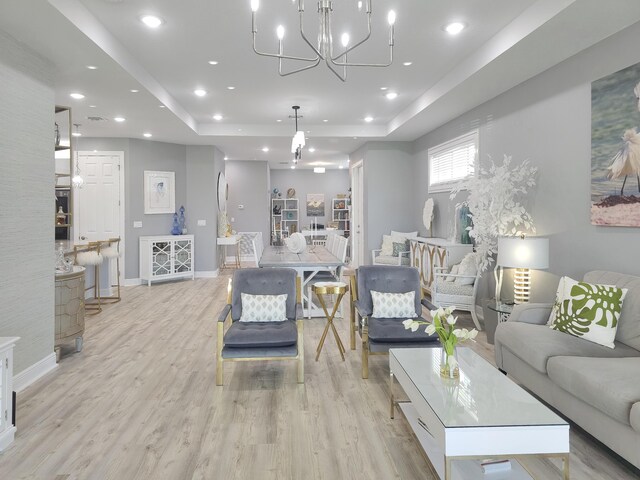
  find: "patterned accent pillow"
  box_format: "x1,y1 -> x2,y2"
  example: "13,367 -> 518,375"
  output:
371,290 -> 417,318
392,240 -> 410,257
239,293 -> 288,322
550,281 -> 627,348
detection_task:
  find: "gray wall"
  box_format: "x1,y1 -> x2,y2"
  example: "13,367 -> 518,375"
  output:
270,169 -> 350,230
350,142 -> 418,259
412,20 -> 640,303
186,145 -> 225,272
226,161 -> 270,244
0,31 -> 55,373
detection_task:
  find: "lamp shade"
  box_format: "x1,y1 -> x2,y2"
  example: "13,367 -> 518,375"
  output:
497,237 -> 549,269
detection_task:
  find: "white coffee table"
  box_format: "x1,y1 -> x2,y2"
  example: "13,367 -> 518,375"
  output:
389,348 -> 570,480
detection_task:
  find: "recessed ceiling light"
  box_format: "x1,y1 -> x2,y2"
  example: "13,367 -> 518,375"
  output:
238,128 -> 242,132
445,22 -> 466,35
208,60 -> 219,65
339,165 -> 344,169
140,15 -> 164,28
313,167 -> 326,173
213,114 -> 223,121
385,92 -> 398,100
277,119 -> 282,122
323,119 -> 328,123
307,130 -> 311,134
380,86 -> 388,91
159,105 -> 166,108
89,105 -> 97,108
290,165 -> 296,169
130,89 -> 139,93
224,156 -> 229,160
86,65 -> 98,70
71,131 -> 82,137
227,86 -> 236,90
70,93 -> 85,99
402,62 -> 413,66
114,116 -> 126,122
308,147 -> 316,153
194,89 -> 207,97
364,116 -> 373,122
262,147 -> 269,152
143,133 -> 152,138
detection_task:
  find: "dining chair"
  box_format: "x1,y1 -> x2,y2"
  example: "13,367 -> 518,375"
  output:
305,235 -> 349,318
216,268 -> 304,385
350,265 -> 439,378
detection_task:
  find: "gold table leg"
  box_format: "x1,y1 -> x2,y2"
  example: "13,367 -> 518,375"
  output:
315,292 -> 346,361
390,371 -> 395,419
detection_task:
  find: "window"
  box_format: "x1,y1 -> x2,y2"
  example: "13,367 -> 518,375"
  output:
428,130 -> 478,193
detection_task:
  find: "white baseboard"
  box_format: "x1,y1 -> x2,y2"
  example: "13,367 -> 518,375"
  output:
13,352 -> 58,393
195,270 -> 219,278
124,278 -> 142,286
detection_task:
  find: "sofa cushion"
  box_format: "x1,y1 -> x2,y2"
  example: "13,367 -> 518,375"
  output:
630,403 -> 640,433
224,320 -> 297,348
368,317 -> 438,343
547,356 -> 640,427
435,282 -> 474,296
495,321 -> 640,374
375,255 -> 410,266
584,271 -> 640,350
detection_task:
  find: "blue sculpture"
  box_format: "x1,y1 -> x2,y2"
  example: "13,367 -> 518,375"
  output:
171,213 -> 181,235
179,206 -> 186,233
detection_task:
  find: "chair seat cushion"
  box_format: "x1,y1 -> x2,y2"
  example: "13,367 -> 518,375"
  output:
495,321 -> 640,374
547,356 -> 640,427
375,255 -> 410,266
368,317 -> 438,343
435,282 -> 474,296
224,320 -> 297,348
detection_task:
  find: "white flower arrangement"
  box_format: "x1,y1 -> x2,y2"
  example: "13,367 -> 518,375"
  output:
450,154 -> 537,272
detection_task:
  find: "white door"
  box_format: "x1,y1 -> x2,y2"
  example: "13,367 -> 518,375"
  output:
74,151 -> 125,285
350,160 -> 364,268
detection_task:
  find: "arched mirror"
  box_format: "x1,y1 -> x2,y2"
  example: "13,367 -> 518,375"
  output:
217,172 -> 227,212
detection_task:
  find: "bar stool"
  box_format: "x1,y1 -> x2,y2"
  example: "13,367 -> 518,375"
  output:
74,242 -> 104,315
100,237 -> 122,303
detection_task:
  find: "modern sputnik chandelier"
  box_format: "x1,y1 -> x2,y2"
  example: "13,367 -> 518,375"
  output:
290,106 -> 305,163
251,0 -> 396,82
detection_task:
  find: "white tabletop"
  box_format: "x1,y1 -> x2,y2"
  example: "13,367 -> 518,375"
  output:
259,245 -> 343,268
217,235 -> 240,245
390,348 -> 567,429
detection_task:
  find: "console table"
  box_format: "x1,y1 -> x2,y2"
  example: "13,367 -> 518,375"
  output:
140,235 -> 195,286
409,238 -> 472,294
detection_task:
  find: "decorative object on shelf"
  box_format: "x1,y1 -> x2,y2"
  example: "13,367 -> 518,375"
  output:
218,212 -> 231,237
287,187 -> 296,198
272,187 -> 280,198
496,235 -> 549,304
591,61 -> 640,227
56,206 -> 66,225
455,204 -> 472,244
179,206 -> 186,234
144,170 -> 175,214
171,213 -> 181,235
290,106 -> 305,163
422,198 -> 434,237
54,122 -> 61,146
403,306 -> 478,379
72,157 -> 84,189
55,243 -> 66,272
250,0 -> 396,82
450,154 -> 537,275
273,204 -> 281,215
307,193 -> 324,216
286,211 -> 294,220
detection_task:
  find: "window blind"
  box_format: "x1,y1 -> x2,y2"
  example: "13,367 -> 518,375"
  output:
428,130 -> 478,193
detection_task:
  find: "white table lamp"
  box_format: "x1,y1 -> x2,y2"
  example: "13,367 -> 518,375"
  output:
496,236 -> 549,304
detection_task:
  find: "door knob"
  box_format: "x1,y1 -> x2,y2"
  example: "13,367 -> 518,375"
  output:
80,236 -> 87,240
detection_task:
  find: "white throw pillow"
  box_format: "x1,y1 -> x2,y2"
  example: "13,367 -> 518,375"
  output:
380,234 -> 394,256
391,230 -> 418,239
239,293 -> 288,322
454,253 -> 477,285
371,290 -> 417,318
446,264 -> 459,282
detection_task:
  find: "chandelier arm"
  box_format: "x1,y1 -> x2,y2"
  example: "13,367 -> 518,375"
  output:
324,57 -> 347,82
331,13 -> 372,62
330,44 -> 393,68
253,34 -> 319,62
298,10 -> 324,59
279,58 -> 322,77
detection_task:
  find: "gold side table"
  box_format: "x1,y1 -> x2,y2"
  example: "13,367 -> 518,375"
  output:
313,282 -> 348,361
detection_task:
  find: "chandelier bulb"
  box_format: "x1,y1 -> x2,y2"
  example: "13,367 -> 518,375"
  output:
357,1 -> 362,11
341,33 -> 350,47
387,10 -> 396,26
251,0 -> 259,12
277,25 -> 285,40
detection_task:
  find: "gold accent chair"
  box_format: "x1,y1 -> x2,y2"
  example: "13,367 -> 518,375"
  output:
216,268 -> 303,386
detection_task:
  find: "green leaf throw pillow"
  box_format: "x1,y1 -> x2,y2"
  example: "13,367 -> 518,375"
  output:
550,281 -> 627,348
392,240 -> 410,257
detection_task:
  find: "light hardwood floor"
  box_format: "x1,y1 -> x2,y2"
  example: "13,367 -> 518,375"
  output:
1,274 -> 638,479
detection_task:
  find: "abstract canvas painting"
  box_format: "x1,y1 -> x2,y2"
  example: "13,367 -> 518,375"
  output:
306,193 -> 325,217
591,62 -> 640,227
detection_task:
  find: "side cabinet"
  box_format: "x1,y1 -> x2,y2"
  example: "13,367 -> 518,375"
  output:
0,337 -> 19,452
410,238 -> 473,294
140,235 -> 195,286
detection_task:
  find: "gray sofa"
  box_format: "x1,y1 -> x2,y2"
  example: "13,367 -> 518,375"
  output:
495,271 -> 640,469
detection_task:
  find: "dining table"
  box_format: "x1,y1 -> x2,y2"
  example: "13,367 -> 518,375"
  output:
259,245 -> 345,318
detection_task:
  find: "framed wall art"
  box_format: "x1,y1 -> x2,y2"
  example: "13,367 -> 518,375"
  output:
144,170 -> 175,214
306,193 -> 325,217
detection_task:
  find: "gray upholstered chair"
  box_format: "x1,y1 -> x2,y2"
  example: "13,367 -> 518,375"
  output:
350,265 -> 439,378
216,268 -> 303,385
